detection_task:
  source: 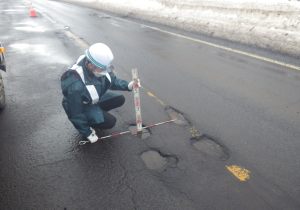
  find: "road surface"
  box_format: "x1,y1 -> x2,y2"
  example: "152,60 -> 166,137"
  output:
0,0 -> 299,209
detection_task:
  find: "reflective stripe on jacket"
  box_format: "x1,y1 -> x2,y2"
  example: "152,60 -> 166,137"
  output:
61,56 -> 130,137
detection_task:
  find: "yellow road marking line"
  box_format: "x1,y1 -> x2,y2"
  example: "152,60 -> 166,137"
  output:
226,165 -> 251,182
0,47 -> 5,53
64,30 -> 89,49
146,90 -> 166,106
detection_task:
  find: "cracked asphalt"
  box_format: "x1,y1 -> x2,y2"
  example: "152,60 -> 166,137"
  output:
1,0 -> 300,209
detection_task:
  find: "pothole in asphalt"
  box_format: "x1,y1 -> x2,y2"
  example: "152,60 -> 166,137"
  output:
191,135 -> 229,160
141,150 -> 167,170
165,106 -> 189,126
141,149 -> 178,170
128,124 -> 151,140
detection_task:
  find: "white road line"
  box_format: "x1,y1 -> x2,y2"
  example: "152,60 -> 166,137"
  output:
142,25 -> 300,71
37,5 -> 300,71
115,15 -> 300,71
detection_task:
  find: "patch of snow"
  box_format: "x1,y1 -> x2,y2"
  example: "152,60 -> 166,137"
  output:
57,0 -> 300,56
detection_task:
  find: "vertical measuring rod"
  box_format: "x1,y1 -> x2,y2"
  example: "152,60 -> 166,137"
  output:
132,68 -> 143,133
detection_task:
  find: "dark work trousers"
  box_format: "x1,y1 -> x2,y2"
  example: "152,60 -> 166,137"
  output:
92,95 -> 125,129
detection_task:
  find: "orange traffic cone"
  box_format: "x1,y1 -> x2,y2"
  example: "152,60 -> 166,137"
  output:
29,7 -> 37,17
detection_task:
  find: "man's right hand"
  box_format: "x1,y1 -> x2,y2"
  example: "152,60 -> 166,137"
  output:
128,79 -> 141,91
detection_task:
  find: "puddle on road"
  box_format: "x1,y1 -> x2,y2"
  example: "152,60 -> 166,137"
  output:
192,135 -> 229,160
1,9 -> 24,13
13,20 -> 47,32
14,26 -> 46,32
10,43 -> 48,55
9,42 -> 71,64
141,150 -> 168,170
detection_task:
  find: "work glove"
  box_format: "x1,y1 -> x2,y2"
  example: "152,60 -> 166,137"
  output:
128,79 -> 141,91
87,128 -> 98,143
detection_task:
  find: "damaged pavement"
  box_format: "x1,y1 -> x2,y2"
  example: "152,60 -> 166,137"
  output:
1,0 -> 300,209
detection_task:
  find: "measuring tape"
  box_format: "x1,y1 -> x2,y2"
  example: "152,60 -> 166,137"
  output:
78,119 -> 175,145
132,68 -> 143,133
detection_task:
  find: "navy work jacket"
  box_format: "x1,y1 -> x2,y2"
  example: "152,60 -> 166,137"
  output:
61,56 -> 130,137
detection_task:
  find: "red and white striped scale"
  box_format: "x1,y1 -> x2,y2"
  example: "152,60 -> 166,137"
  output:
132,68 -> 143,133
79,69 -> 175,145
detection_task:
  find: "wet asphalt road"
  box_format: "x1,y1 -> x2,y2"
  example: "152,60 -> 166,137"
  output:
1,0 -> 300,209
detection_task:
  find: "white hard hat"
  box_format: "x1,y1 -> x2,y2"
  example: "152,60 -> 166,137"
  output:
85,43 -> 114,69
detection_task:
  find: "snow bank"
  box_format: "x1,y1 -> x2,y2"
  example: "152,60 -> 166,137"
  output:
56,0 -> 300,57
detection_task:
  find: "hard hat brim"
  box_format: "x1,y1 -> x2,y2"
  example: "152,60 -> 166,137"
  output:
85,49 -> 107,70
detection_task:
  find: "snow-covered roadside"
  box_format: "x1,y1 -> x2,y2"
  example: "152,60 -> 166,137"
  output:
55,0 -> 300,57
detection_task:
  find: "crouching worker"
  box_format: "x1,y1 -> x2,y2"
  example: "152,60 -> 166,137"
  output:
61,43 -> 137,143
